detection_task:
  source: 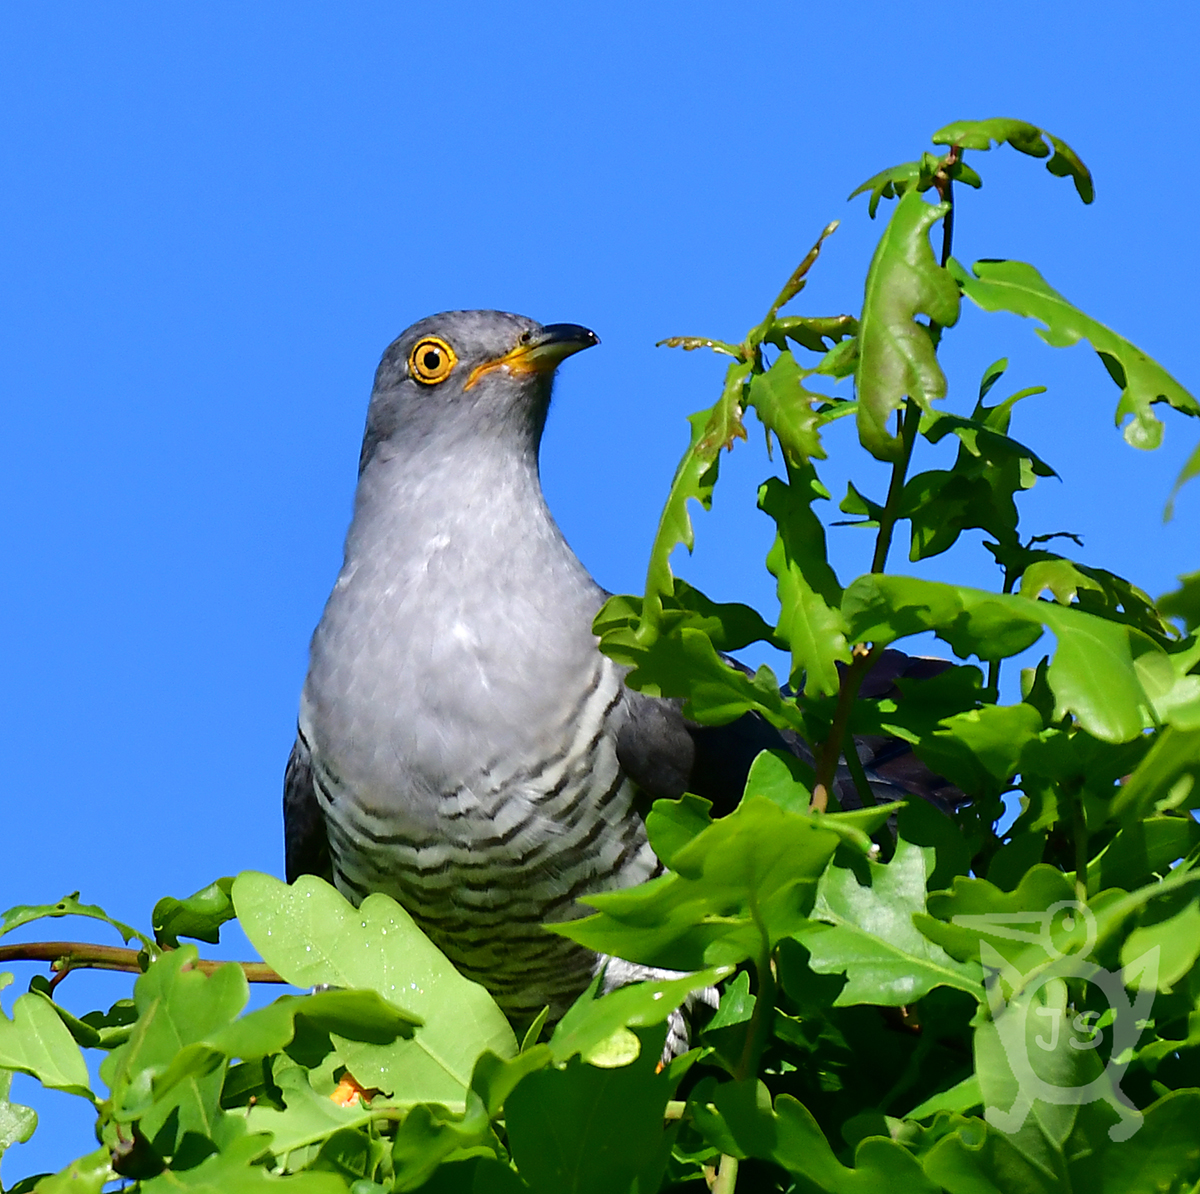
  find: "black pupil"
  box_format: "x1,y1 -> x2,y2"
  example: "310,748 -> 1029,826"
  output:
422,348 -> 441,372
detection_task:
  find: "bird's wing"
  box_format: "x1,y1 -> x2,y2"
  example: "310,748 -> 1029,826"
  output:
283,732 -> 333,883
615,647 -> 965,819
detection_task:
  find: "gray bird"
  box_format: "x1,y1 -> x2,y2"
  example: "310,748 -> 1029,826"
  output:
284,310 -> 960,1022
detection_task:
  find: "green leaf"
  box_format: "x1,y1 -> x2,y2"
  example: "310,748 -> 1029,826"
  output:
904,1074 -> 982,1121
803,837 -> 983,1006
1166,436 -> 1200,519
0,893 -> 152,953
1158,570 -> 1200,634
843,574 -> 1166,742
389,1097 -> 495,1192
0,1068 -> 36,1180
153,878 -> 236,947
24,984 -> 136,1051
310,1126 -> 387,1186
99,948 -> 246,1152
1019,555 -> 1176,641
855,191 -> 959,461
548,967 -> 729,1066
232,873 -> 516,1109
759,468 -> 850,697
630,366 -> 749,640
549,796 -> 845,971
243,1056 -> 377,1159
29,1146 -> 113,1194
1120,894 -> 1200,993
688,1079 -> 940,1192
644,794 -> 713,868
152,988 -> 422,1105
849,156 -> 934,218
1086,814 -> 1200,895
906,399 -> 1055,560
746,350 -> 825,464
1109,725 -> 1200,827
505,1033 -> 675,1194
914,703 -> 1043,801
603,622 -> 800,730
1067,1090 -> 1200,1192
0,992 -> 91,1099
895,800 -> 973,893
469,1047 -> 554,1120
918,866 -> 1079,972
950,258 -> 1200,450
136,1133 -> 348,1193
932,118 -> 1094,203
921,1115 -> 1066,1194
741,749 -> 814,814
847,152 -> 980,220
764,314 -> 857,355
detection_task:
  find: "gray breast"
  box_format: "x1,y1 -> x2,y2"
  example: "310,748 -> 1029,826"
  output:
298,444 -> 660,1016
305,650 -> 660,1016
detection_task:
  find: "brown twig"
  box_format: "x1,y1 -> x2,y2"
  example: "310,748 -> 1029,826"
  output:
0,941 -> 284,984
809,644 -> 884,813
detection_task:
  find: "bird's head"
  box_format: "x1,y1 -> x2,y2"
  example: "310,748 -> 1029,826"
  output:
360,310 -> 599,473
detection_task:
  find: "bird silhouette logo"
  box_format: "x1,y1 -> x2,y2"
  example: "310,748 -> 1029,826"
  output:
952,899 -> 1157,1140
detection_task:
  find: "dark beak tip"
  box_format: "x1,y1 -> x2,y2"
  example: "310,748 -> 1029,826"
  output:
544,322 -> 599,350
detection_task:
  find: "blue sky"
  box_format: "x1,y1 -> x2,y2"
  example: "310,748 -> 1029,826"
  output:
2,1 -> 1198,1176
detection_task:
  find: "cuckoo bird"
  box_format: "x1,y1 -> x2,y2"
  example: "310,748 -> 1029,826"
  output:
284,310 -> 959,1023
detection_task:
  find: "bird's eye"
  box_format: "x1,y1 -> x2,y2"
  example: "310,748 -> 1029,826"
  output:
408,336 -> 457,385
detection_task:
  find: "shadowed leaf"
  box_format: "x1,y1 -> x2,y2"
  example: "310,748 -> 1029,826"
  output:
856,192 -> 959,461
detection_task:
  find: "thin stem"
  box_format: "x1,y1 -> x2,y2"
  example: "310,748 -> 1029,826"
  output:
933,144 -> 960,269
0,941 -> 285,985
1071,787 -> 1089,902
810,645 -> 883,813
734,948 -> 777,1083
869,401 -> 921,576
713,1153 -> 740,1194
985,567 -> 1019,701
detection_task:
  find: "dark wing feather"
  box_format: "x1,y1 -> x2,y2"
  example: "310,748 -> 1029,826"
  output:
615,648 -> 965,818
283,732 -> 333,883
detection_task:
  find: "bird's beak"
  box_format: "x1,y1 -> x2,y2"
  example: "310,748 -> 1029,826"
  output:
464,323 -> 599,391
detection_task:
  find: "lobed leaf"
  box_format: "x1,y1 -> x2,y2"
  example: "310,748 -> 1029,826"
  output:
803,838 -> 983,1006
950,258 -> 1200,450
626,372 -> 748,645
746,350 -> 825,465
549,796 -> 848,971
135,1132 -> 347,1192
759,468 -> 850,696
932,117 -> 1093,203
151,987 -> 422,1106
232,873 -> 516,1110
99,948 -> 246,1149
0,991 -> 92,1100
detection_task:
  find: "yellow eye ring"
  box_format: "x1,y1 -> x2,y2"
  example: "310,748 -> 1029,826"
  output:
408,336 -> 457,385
